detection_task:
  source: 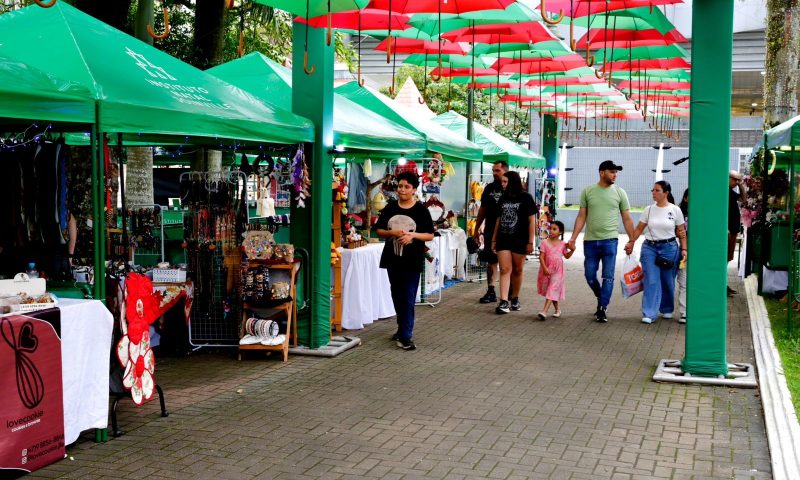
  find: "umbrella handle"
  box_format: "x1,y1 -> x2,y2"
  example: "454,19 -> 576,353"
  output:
585,48 -> 595,67
303,51 -> 316,75
430,58 -> 443,82
633,102 -> 640,111
326,12 -> 333,46
33,0 -> 57,7
594,68 -> 605,79
418,96 -> 426,105
357,64 -> 365,87
238,31 -> 245,58
386,37 -> 392,64
148,8 -> 170,40
540,0 -> 564,25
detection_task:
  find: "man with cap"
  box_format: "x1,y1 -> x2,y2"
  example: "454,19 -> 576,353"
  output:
727,170 -> 746,295
568,160 -> 635,322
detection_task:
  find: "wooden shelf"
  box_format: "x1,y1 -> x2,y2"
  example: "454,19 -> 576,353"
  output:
238,260 -> 300,361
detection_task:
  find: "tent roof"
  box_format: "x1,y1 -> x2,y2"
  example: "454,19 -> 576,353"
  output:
336,82 -> 484,162
0,55 -> 94,126
207,53 -> 425,155
0,3 -> 313,145
431,111 -> 544,168
765,115 -> 800,149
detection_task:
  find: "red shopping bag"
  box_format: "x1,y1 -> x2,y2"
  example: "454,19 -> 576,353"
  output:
620,255 -> 644,298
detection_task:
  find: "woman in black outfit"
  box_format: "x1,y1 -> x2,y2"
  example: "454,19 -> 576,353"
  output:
491,171 -> 537,314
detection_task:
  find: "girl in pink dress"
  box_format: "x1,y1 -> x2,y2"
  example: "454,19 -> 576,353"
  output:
537,221 -> 574,320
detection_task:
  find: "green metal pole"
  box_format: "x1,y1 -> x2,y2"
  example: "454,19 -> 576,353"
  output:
95,103 -> 107,303
467,88 -> 475,143
291,21 -> 334,349
542,114 -> 559,218
790,148 -> 796,336
91,121 -> 101,301
682,0 -> 734,377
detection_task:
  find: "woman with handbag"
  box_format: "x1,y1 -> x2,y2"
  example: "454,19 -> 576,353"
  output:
628,181 -> 687,324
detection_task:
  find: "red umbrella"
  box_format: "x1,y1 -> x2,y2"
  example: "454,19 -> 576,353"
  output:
495,55 -> 587,74
429,67 -> 499,78
524,76 -> 606,87
375,38 -> 468,55
576,28 -> 688,49
368,0 -> 515,14
441,22 -> 552,44
617,80 -> 690,90
604,58 -> 691,71
543,0 -> 683,18
296,8 -> 410,30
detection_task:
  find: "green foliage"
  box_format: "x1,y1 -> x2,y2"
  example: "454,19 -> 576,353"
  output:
380,65 -> 531,144
764,296 -> 800,414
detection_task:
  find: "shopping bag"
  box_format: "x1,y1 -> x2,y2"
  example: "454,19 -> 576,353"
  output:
620,255 -> 644,299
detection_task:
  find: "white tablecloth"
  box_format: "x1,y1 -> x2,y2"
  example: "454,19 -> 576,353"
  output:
59,298 -> 113,444
436,229 -> 468,280
340,243 -> 395,330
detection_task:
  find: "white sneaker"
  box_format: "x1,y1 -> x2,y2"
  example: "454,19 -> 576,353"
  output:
661,313 -> 674,319
642,317 -> 654,324
678,316 -> 686,324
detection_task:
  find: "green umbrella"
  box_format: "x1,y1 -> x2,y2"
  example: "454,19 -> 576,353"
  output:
405,53 -> 495,69
595,44 -> 689,62
571,7 -> 676,34
252,0 -> 369,18
407,0 -> 543,37
342,26 -> 436,41
611,69 -> 691,81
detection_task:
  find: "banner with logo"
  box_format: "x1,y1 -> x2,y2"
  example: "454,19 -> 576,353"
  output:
0,310 -> 65,476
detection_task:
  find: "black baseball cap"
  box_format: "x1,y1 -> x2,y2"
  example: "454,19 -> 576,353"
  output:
598,160 -> 623,171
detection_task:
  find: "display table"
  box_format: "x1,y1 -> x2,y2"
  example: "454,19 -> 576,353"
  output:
340,243 -> 395,330
58,299 -> 113,444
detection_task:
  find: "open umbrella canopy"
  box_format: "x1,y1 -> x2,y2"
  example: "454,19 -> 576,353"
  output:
368,0 -> 515,14
604,58 -> 691,70
405,53 -> 495,69
595,44 -> 689,62
336,82 -> 483,161
207,53 -> 425,154
470,40 -> 569,57
253,0 -> 369,17
0,54 -> 94,125
0,3 -> 314,145
544,0 -> 683,17
429,66 -> 499,78
611,69 -> 691,80
495,55 -> 589,74
576,28 -> 688,49
375,38 -> 468,54
441,22 -> 553,44
431,111 -> 544,167
407,0 -> 542,37
571,7 -> 676,34
617,80 -> 691,90
296,8 -> 410,30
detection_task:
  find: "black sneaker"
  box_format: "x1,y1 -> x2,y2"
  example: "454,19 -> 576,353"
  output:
396,339 -> 416,351
595,306 -> 608,323
496,300 -> 510,314
390,332 -> 399,341
510,297 -> 521,311
479,289 -> 497,304
727,286 -> 737,296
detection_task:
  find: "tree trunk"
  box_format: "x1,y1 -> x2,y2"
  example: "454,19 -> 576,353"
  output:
134,0 -> 155,45
126,147 -> 154,207
194,0 -> 228,69
73,0 -> 133,31
764,0 -> 800,128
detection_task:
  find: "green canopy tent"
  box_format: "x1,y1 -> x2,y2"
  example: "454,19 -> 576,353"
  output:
207,52 -> 425,156
431,111 -> 544,168
0,55 -> 94,126
336,82 -> 483,162
0,3 -> 314,146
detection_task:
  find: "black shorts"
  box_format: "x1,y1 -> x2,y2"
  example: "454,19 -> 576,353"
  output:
495,237 -> 528,255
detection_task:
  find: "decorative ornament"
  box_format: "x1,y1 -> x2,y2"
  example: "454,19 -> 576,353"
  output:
292,147 -> 311,208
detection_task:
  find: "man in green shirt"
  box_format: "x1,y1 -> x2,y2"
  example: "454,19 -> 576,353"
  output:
568,160 -> 635,322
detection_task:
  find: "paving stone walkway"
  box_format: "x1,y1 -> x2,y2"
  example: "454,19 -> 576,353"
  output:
33,237 -> 771,479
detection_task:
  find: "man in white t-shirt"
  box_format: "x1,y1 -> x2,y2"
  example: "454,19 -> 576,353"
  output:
627,181 -> 688,324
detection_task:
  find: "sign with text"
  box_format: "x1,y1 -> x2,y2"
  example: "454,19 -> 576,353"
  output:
0,311 -> 65,477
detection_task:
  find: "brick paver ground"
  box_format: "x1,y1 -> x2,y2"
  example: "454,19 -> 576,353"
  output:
32,236 -> 771,479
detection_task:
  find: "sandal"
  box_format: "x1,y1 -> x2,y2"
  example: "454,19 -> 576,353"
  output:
537,312 -> 547,321
552,310 -> 562,318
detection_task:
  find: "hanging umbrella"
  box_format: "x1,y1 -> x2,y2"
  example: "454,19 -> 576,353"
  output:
375,38 -> 468,55
296,8 -> 410,30
441,22 -> 553,44
406,0 -> 543,37
405,53 -> 494,69
604,58 -> 690,70
576,28 -> 687,49
595,44 -> 689,62
428,66 -> 499,78
571,7 -> 677,34
610,69 -> 690,80
253,0 -> 370,46
470,40 -> 567,57
495,55 -> 588,74
617,80 -> 690,90
368,0 -> 515,14
543,0 -> 683,17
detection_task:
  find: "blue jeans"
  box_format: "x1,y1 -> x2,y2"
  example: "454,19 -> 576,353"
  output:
387,268 -> 421,342
583,239 -> 618,308
640,241 -> 680,319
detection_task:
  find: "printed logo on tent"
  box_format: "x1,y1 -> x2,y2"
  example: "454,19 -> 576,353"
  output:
125,47 -> 176,81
